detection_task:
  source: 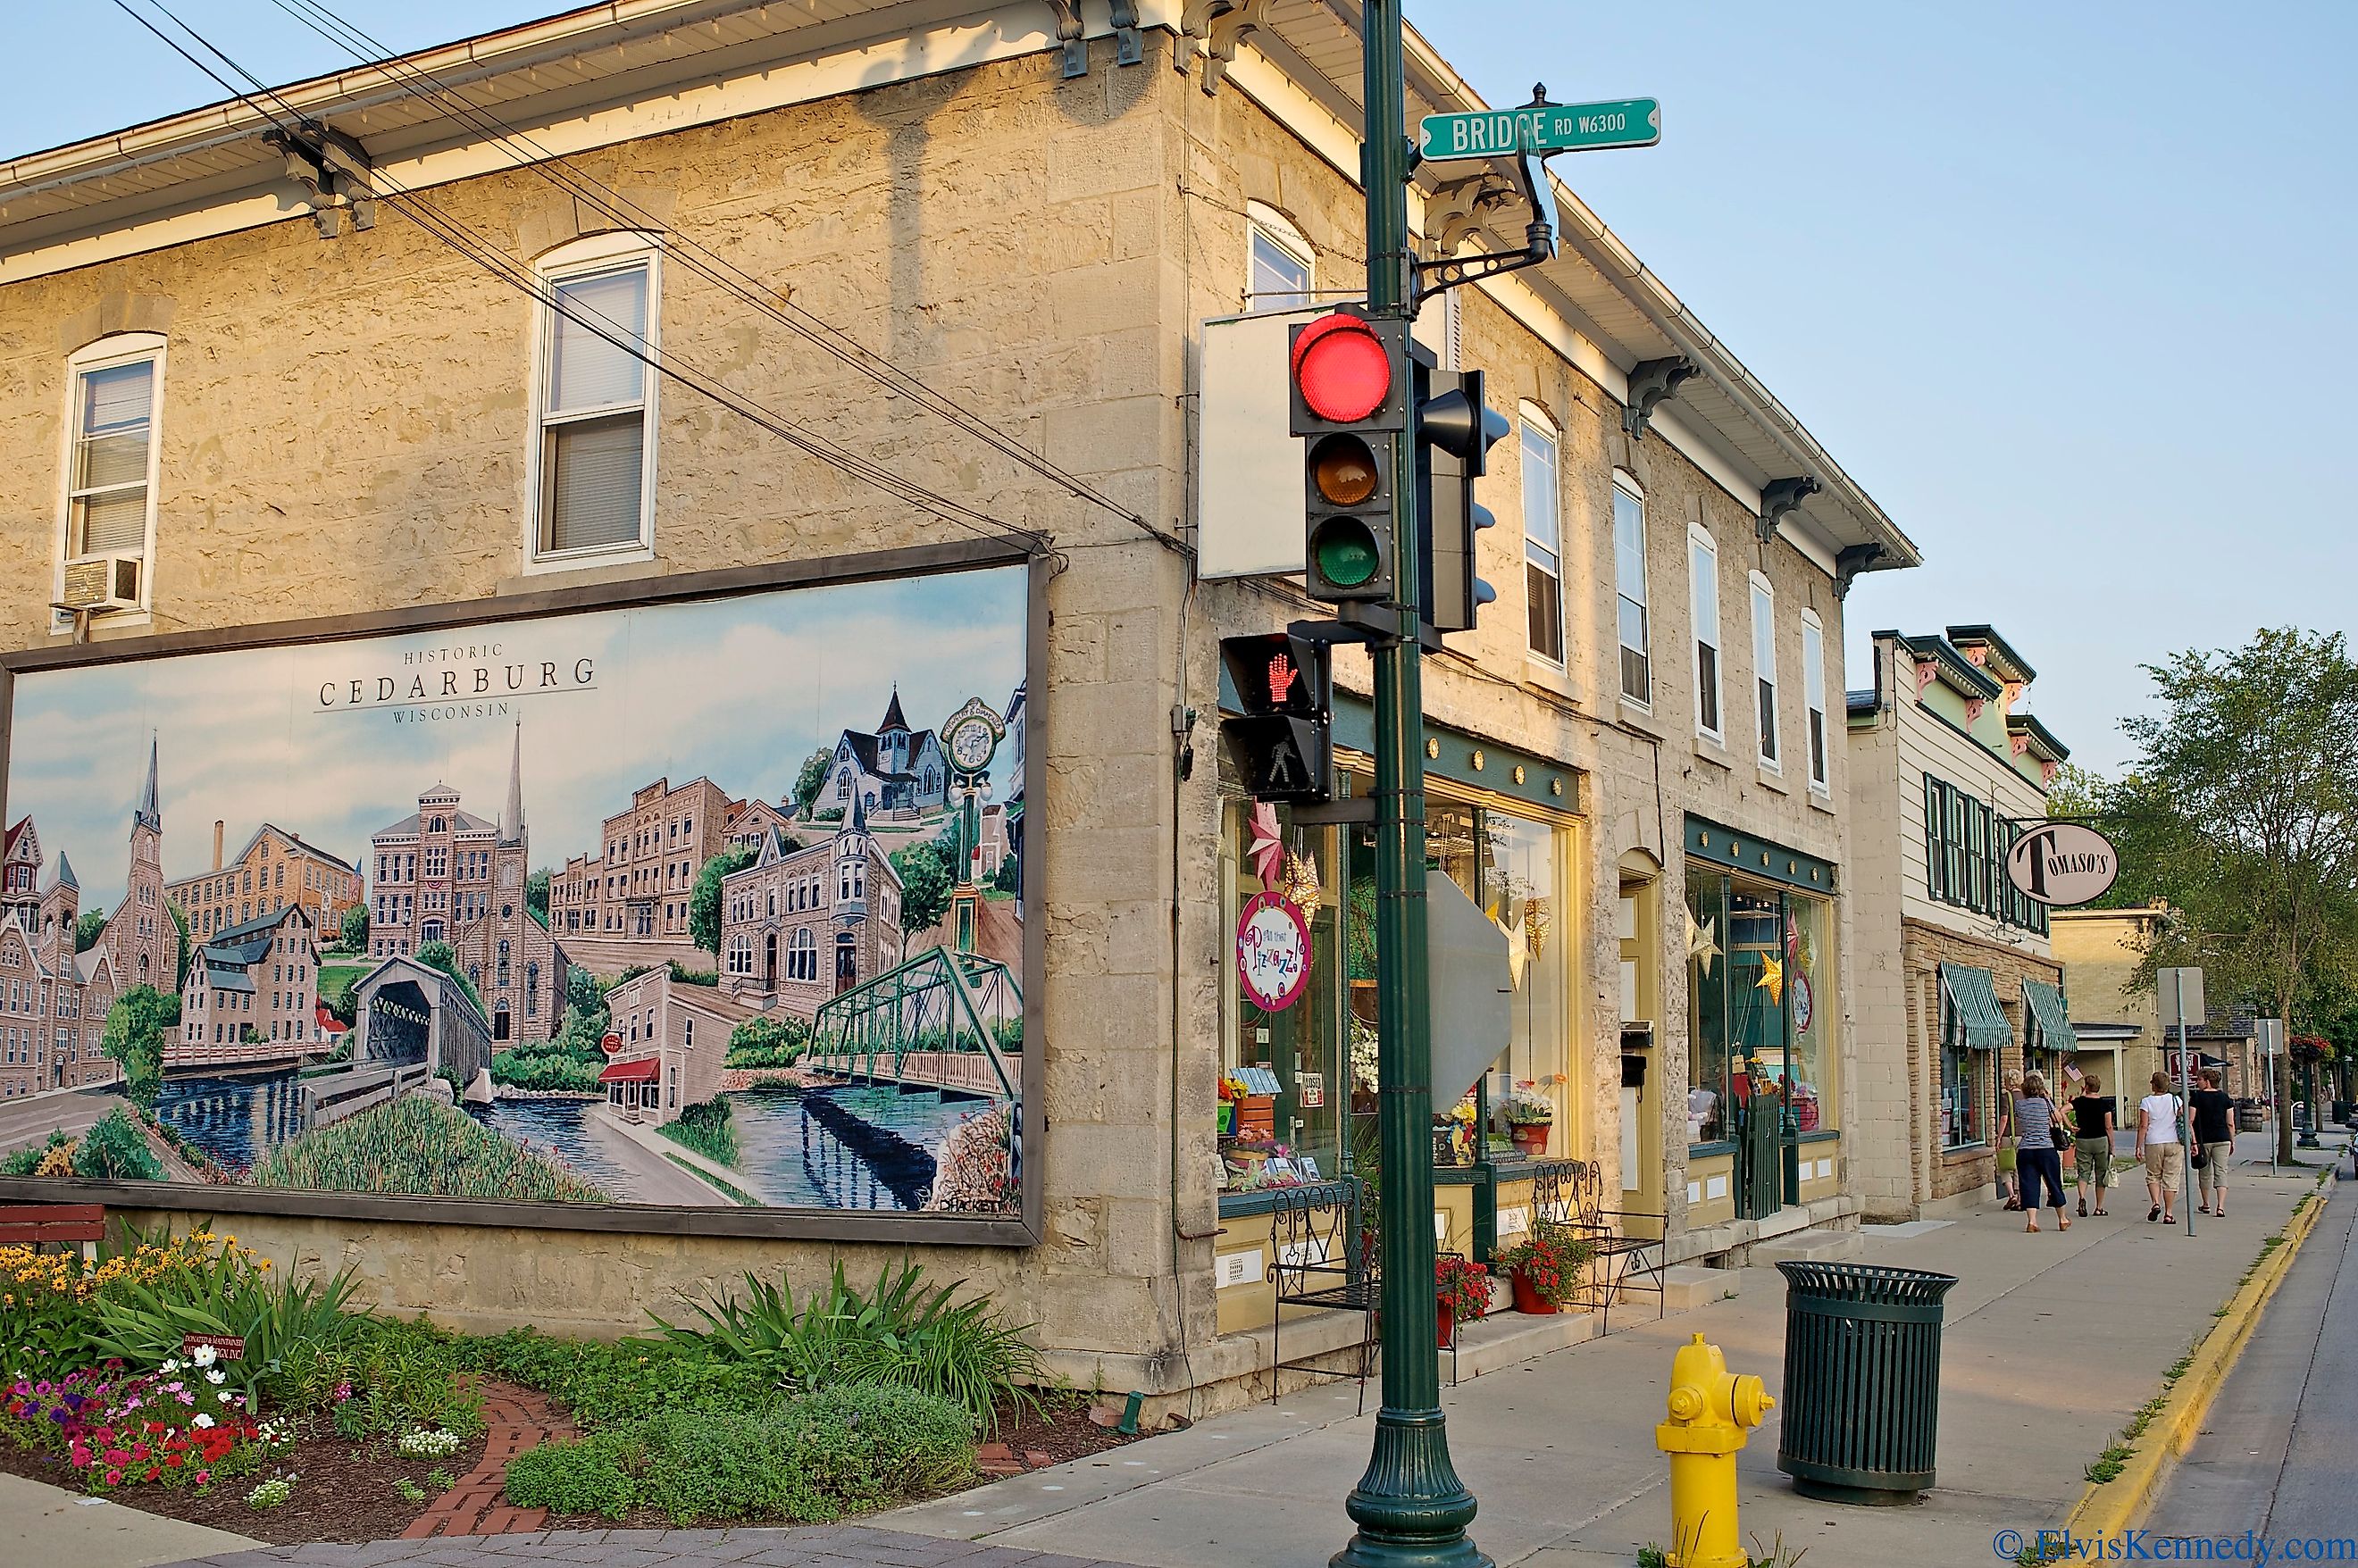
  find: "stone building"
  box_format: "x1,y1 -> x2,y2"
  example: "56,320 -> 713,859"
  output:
101,738 -> 176,995
2,817 -> 40,932
1845,627 -> 2080,1219
546,775 -> 731,955
170,821 -> 362,943
598,964 -> 752,1122
723,797 -> 798,857
720,804 -> 903,1014
175,903 -> 324,1064
0,830 -> 126,1100
0,2 -> 1921,1404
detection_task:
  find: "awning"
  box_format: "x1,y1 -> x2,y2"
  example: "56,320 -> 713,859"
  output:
2022,980 -> 2078,1051
1939,963 -> 2013,1051
598,1056 -> 660,1084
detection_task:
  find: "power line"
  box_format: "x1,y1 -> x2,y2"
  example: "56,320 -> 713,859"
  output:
258,0 -> 1187,556
109,0 -> 1058,557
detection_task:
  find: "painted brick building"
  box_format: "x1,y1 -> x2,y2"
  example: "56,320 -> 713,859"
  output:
176,903 -> 324,1064
170,821 -> 361,943
548,775 -> 731,945
721,803 -> 902,1015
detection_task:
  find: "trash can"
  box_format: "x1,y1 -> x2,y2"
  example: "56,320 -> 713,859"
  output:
1775,1261 -> 1959,1505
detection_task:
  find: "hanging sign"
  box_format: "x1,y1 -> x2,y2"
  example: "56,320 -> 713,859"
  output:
2005,822 -> 2120,906
1236,891 -> 1312,1011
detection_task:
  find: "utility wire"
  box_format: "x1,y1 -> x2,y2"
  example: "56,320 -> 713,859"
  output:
258,0 -> 1187,556
110,0 -> 1056,556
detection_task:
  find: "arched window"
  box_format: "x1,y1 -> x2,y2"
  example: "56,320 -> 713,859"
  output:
1245,202 -> 1315,312
497,938 -> 511,988
525,961 -> 540,1018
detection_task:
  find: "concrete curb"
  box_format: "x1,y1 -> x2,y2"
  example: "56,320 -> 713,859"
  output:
2061,1176 -> 2334,1539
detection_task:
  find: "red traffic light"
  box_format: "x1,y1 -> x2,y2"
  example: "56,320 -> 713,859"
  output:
1291,313 -> 1393,424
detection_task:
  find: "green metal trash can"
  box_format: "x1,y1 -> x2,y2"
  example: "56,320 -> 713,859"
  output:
1775,1261 -> 1959,1505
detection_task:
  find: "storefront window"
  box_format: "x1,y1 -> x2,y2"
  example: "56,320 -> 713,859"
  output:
1686,870 -> 1837,1150
1218,799 -> 1345,1190
1785,896 -> 1833,1133
1940,1007 -> 1986,1149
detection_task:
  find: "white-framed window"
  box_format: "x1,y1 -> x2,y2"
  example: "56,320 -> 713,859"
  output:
1689,524 -> 1722,741
1801,609 -> 1830,793
1751,571 -> 1780,769
1612,476 -> 1649,705
1520,408 -> 1563,664
529,233 -> 659,564
1245,204 -> 1314,312
55,333 -> 166,621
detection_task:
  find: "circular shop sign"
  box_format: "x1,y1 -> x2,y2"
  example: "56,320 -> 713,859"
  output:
2005,821 -> 2120,907
1236,891 -> 1312,1012
600,1032 -> 623,1057
1791,972 -> 1813,1034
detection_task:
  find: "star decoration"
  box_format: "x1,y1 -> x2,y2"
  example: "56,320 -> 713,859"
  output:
1685,912 -> 1720,978
1489,903 -> 1531,990
1524,903 -> 1549,962
1247,802 -> 1284,887
1277,849 -> 1324,913
1755,953 -> 1784,1006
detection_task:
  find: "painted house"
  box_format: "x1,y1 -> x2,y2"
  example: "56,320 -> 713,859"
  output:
598,964 -> 754,1122
720,802 -> 901,1013
821,690 -> 949,819
176,903 -> 322,1064
170,821 -> 361,943
0,840 -> 122,1100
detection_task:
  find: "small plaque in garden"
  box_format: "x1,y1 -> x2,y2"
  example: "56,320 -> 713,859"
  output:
181,1331 -> 246,1361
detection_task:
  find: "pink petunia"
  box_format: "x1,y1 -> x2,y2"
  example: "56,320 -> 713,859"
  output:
104,1469 -> 121,1486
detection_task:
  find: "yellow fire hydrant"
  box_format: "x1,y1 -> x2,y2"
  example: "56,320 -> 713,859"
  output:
1656,1332 -> 1774,1568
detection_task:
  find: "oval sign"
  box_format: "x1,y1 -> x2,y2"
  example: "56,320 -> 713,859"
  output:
600,1031 -> 623,1057
2006,821 -> 2120,906
1236,891 -> 1312,1012
1791,971 -> 1813,1034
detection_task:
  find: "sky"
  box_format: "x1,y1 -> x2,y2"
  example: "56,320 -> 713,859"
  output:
4,566 -> 1026,920
1,3 -> 2350,774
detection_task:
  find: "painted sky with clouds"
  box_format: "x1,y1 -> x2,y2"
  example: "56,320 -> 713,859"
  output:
4,566 -> 1026,919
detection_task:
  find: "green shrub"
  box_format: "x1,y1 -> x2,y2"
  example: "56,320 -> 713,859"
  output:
725,1013 -> 809,1069
651,1261 -> 1043,1432
657,1099 -> 739,1167
489,1049 -> 604,1093
477,1330 -> 779,1426
71,1107 -> 167,1180
90,1249 -> 363,1411
2,1129 -> 72,1178
504,1385 -> 974,1524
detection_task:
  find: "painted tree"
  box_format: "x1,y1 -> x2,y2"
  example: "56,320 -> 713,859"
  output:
2108,628 -> 2358,1161
74,907 -> 105,954
414,939 -> 486,1014
169,902 -> 189,992
341,903 -> 370,951
688,844 -> 759,957
791,747 -> 834,814
100,985 -> 180,1105
526,868 -> 551,930
890,830 -> 957,938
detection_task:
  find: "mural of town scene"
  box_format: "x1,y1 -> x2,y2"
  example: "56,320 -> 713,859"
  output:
0,565 -> 1028,1218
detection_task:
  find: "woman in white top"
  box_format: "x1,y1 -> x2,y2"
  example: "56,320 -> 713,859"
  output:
2137,1070 -> 2186,1224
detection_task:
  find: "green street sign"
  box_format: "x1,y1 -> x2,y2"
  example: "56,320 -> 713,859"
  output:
1418,98 -> 1660,160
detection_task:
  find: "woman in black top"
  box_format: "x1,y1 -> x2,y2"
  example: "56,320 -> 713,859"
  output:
2071,1075 -> 2117,1217
2190,1067 -> 2237,1216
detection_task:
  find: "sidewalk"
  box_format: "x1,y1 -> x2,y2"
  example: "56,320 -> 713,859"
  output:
12,1138 -> 2327,1568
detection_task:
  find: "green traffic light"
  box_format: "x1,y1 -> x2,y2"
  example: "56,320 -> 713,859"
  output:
1311,517 -> 1381,588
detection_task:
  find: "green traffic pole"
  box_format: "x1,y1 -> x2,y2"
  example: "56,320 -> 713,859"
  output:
1334,3 -> 1486,1566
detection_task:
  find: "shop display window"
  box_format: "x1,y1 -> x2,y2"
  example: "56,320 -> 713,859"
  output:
1686,869 -> 1836,1152
1217,799 -> 1345,1191
1940,1011 -> 1986,1148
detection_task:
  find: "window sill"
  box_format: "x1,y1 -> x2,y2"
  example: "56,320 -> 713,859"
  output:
1807,787 -> 1837,816
1524,659 -> 1577,703
502,549 -> 659,593
1617,698 -> 1666,740
1753,765 -> 1790,796
1691,735 -> 1733,771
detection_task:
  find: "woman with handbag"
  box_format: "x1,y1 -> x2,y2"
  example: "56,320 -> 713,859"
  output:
2191,1067 -> 2236,1216
2014,1071 -> 2070,1233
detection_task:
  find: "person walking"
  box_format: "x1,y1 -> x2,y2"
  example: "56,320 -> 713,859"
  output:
1996,1065 -> 2025,1210
2191,1067 -> 2236,1217
2138,1070 -> 2186,1224
2014,1071 -> 2070,1232
2072,1073 -> 2117,1217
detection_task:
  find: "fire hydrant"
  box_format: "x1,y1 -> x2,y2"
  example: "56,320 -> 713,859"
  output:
1656,1332 -> 1773,1568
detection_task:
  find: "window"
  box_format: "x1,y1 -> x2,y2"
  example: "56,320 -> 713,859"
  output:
532,236 -> 658,561
1801,611 -> 1829,792
58,336 -> 164,615
1751,574 -> 1779,768
1613,480 -> 1650,704
1520,413 -> 1562,663
1245,205 -> 1314,311
1689,526 -> 1722,740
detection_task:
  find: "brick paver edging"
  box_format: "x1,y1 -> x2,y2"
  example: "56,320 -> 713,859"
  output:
399,1382 -> 577,1539
156,1522 -> 1138,1568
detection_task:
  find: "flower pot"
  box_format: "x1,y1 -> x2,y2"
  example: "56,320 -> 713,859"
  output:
1217,1102 -> 1235,1137
1510,1123 -> 1550,1156
1509,1270 -> 1559,1314
1436,1297 -> 1457,1349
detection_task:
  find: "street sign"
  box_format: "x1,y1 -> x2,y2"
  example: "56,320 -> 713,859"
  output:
2158,967 -> 2205,1030
2005,821 -> 2120,906
1418,98 -> 1660,161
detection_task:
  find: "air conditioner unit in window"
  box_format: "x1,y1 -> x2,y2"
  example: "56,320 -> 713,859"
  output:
59,554 -> 143,613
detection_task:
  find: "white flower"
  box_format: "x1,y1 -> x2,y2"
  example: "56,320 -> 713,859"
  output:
161,1358 -> 184,1375
205,1368 -> 226,1385
217,1390 -> 234,1404
191,1345 -> 217,1368
192,1413 -> 215,1429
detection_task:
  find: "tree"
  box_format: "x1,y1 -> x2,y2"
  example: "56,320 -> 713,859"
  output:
890,833 -> 956,938
341,903 -> 370,952
725,1012 -> 810,1068
71,1107 -> 163,1181
100,985 -> 180,1105
169,901 -> 189,992
792,747 -> 834,815
414,939 -> 485,1013
527,867 -> 550,929
74,908 -> 105,954
2108,628 -> 2358,1162
688,845 -> 758,956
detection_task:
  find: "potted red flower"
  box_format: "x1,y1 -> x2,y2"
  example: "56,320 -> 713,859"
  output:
1434,1255 -> 1492,1348
1495,1218 -> 1595,1314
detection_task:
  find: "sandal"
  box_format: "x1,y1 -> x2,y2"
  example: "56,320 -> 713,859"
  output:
2165,1214 -> 2177,1224
2095,1208 -> 2109,1216
2026,1222 -> 2040,1232
2148,1205 -> 2162,1222
2060,1216 -> 2071,1230
2078,1198 -> 2088,1217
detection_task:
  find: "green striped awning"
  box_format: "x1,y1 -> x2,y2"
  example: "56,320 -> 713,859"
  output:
2023,980 -> 2077,1050
1940,963 -> 2013,1051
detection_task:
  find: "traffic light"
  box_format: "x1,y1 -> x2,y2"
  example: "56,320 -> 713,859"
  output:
1290,311 -> 1408,602
1416,357 -> 1509,638
1218,632 -> 1333,804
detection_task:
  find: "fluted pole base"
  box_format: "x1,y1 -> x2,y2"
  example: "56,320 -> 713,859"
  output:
1333,1409 -> 1492,1568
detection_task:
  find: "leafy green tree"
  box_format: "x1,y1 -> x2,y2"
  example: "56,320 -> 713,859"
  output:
890,828 -> 961,938
792,748 -> 834,814
527,867 -> 551,930
341,903 -> 370,951
726,1012 -> 811,1068
2105,628 -> 2358,1161
689,845 -> 759,956
71,1107 -> 164,1181
74,907 -> 106,954
414,939 -> 485,1013
100,985 -> 180,1105
169,901 -> 190,992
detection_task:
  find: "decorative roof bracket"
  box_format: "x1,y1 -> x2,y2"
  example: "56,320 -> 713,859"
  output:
264,121 -> 375,240
1835,542 -> 1886,597
1756,476 -> 1820,545
1177,0 -> 1270,95
1621,355 -> 1699,439
1048,0 -> 1142,78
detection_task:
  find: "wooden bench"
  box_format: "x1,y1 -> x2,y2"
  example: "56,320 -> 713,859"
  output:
0,1203 -> 107,1261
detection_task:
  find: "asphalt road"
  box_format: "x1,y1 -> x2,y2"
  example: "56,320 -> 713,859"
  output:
2148,1144 -> 2358,1544
0,1086 -> 135,1158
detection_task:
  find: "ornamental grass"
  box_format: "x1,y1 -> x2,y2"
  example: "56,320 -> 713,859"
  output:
246,1095 -> 609,1202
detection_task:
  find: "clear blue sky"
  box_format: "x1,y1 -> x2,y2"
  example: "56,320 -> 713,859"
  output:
4,3 -> 2349,773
